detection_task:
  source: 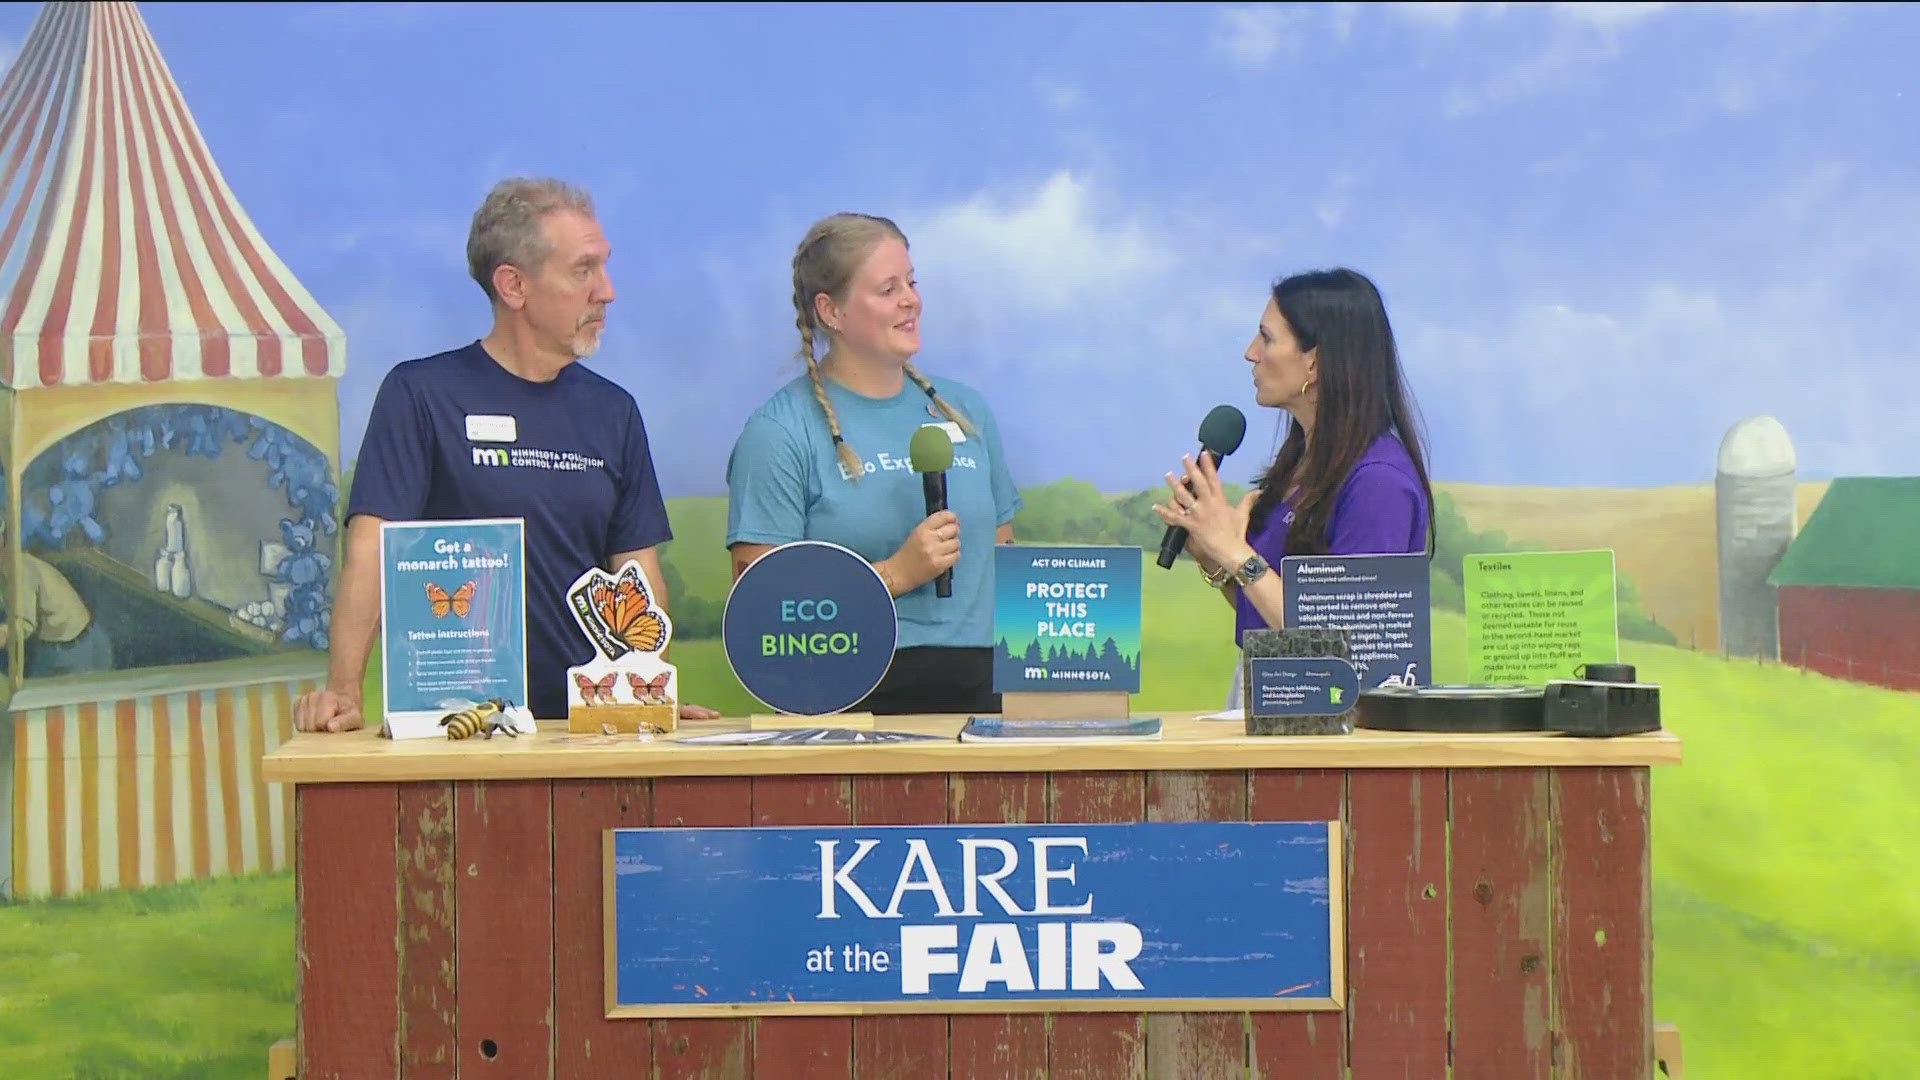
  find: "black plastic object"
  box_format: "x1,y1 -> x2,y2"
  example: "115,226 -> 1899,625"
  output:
1544,664 -> 1662,738
1355,684 -> 1546,733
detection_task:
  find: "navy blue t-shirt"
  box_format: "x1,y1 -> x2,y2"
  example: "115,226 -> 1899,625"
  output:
348,342 -> 671,719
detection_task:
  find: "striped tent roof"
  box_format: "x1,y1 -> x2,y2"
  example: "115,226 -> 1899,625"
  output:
0,1 -> 344,390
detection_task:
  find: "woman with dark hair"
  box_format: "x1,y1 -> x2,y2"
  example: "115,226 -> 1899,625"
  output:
1151,268 -> 1433,700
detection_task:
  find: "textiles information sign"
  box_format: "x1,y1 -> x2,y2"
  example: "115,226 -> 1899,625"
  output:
1464,549 -> 1619,684
992,545 -> 1143,694
378,518 -> 526,722
604,821 -> 1342,1016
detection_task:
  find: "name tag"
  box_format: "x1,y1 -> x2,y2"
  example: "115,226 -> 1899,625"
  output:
922,420 -> 967,445
465,414 -> 518,443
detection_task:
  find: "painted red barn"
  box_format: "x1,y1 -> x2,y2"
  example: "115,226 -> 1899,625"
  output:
1768,476 -> 1920,692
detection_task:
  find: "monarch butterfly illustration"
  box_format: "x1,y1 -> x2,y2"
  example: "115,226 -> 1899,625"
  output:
628,671 -> 671,705
426,580 -> 476,619
574,671 -> 617,706
588,566 -> 666,654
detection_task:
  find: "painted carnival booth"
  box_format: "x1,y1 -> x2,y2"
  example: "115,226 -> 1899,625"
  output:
1,1 -> 343,897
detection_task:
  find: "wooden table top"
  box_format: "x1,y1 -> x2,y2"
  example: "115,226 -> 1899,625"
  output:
262,712 -> 1681,784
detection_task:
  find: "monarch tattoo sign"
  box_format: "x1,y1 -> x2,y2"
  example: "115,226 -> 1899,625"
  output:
378,518 -> 528,736
603,821 -> 1344,1016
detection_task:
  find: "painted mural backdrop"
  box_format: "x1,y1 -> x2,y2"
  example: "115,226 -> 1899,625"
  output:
18,405 -> 336,676
0,2 -> 1915,1078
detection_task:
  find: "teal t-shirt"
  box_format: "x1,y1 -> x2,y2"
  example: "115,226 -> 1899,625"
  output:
725,372 -> 1023,650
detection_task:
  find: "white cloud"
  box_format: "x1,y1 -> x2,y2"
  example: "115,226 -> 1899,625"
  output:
1211,4 -> 1312,68
1314,170 -> 1359,230
1407,280 -> 1917,480
1035,78 -> 1087,113
1549,2 -> 1674,31
1384,2 -> 1673,31
1386,2 -> 1498,31
287,3 -> 446,29
905,171 -> 1168,312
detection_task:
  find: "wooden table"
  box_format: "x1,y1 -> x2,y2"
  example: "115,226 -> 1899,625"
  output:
265,715 -> 1681,1079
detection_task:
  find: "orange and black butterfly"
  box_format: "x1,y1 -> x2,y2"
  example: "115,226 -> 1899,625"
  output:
574,671 -> 617,706
589,566 -> 666,654
628,671 -> 670,705
426,580 -> 476,619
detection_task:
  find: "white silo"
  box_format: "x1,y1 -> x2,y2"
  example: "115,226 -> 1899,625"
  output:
1716,416 -> 1797,659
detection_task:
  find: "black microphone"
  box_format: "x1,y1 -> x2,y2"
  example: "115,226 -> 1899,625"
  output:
1156,404 -> 1248,569
910,425 -> 956,598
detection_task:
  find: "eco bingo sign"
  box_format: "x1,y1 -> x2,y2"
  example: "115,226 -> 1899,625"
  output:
604,822 -> 1344,1015
721,540 -> 898,715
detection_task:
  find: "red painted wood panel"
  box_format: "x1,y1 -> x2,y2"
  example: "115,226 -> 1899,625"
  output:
554,778 -> 654,1079
651,777 -> 753,1080
949,773 -> 1049,1080
851,774 -> 951,1080
752,775 -> 855,1079
1552,767 -> 1652,1079
1248,769 -> 1347,1080
1346,769 -> 1448,1080
455,779 -> 555,1077
297,782 -> 399,1080
1145,770 -> 1250,1079
1047,771 -> 1145,1080
397,781 -> 456,1079
1450,768 -> 1552,1079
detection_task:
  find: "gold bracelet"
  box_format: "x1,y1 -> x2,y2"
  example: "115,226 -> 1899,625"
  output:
876,564 -> 897,596
1197,561 -> 1231,589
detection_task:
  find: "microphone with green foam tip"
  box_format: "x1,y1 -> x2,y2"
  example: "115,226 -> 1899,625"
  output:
909,424 -> 956,598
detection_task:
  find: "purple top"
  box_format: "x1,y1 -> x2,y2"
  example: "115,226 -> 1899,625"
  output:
1233,432 -> 1430,646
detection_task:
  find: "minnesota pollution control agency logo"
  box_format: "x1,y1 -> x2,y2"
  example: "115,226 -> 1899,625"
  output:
472,447 -> 510,467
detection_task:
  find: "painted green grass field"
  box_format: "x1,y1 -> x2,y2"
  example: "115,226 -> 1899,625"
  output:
3,496 -> 1917,1077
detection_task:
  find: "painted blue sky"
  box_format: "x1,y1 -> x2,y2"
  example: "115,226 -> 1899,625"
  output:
3,1 -> 1914,495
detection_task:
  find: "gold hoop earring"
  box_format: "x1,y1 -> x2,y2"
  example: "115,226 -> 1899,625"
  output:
1300,378 -> 1314,396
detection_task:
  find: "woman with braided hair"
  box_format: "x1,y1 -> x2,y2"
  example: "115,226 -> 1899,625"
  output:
726,213 -> 1022,715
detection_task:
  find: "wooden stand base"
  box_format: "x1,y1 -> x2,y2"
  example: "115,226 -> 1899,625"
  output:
750,712 -> 877,730
568,703 -> 677,734
1000,691 -> 1131,720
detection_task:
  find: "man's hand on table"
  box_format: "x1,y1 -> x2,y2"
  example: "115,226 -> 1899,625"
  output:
294,689 -> 365,733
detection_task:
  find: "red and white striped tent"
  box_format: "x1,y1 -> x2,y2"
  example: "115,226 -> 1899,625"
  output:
2,1 -> 344,897
0,0 -> 343,388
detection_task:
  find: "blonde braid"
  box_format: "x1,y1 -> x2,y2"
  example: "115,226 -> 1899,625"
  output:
903,362 -> 977,437
795,276 -> 864,481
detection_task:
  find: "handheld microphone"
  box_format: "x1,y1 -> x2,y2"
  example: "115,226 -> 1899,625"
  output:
909,424 -> 956,598
1156,404 -> 1248,569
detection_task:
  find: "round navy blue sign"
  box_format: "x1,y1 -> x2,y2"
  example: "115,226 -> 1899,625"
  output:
722,541 -> 897,715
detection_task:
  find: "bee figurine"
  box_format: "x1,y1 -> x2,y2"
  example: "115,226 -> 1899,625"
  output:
440,698 -> 517,740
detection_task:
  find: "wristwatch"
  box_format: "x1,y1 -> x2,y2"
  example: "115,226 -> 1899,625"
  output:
1229,552 -> 1270,587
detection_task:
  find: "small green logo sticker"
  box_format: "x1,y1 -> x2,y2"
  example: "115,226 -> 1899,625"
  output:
1328,686 -> 1344,705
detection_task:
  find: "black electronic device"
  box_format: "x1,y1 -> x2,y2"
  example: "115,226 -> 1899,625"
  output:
1355,684 -> 1546,733
1542,663 -> 1662,738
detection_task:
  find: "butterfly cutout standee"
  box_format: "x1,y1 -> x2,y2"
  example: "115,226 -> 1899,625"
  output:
564,559 -> 680,733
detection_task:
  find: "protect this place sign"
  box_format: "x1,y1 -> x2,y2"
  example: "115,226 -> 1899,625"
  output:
606,822 -> 1342,1015
992,545 -> 1143,693
1464,550 -> 1619,684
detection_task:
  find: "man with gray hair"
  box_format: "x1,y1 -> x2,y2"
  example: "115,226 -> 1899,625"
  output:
295,178 -> 717,731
